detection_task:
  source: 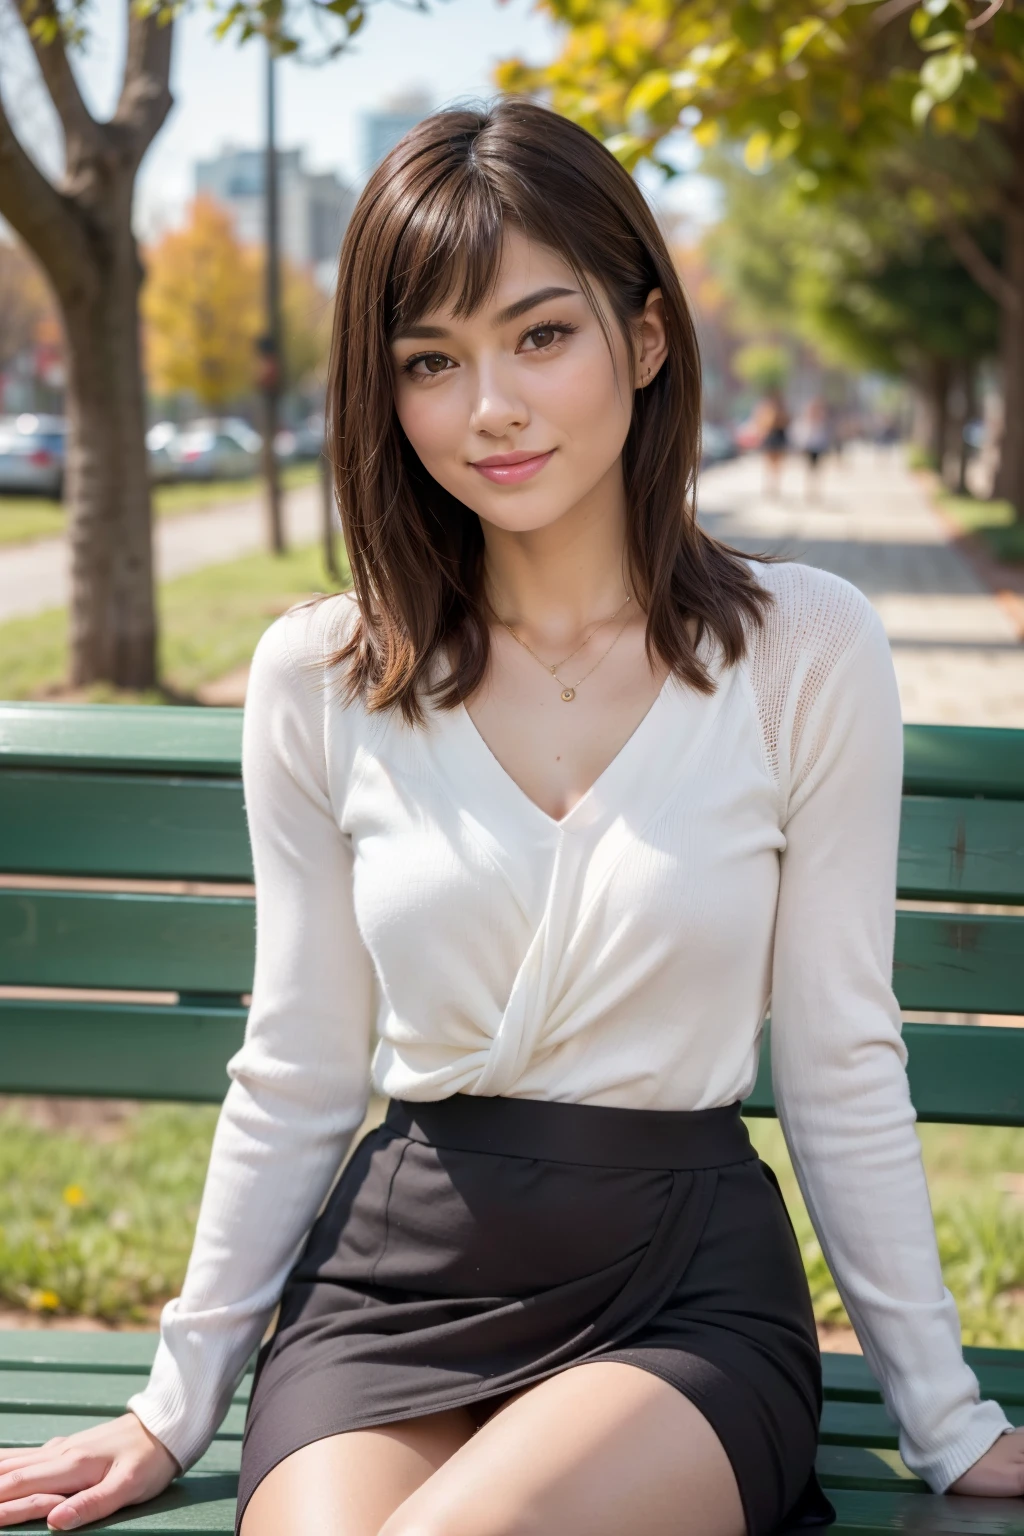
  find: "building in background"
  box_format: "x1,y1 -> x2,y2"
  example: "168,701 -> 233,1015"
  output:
194,147 -> 354,292
360,89 -> 432,178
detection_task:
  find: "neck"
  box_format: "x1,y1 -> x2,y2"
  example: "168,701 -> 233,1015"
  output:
482,460 -> 632,642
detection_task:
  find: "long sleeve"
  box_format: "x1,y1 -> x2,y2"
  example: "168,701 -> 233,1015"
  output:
127,612 -> 375,1473
769,594 -> 1015,1492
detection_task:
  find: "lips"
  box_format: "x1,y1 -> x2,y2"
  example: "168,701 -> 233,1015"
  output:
470,449 -> 555,485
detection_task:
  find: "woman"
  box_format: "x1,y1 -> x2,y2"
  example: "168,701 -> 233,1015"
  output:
0,101 -> 1019,1536
757,390 -> 790,499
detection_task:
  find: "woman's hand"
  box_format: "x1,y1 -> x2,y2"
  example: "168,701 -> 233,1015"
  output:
0,1412 -> 179,1529
948,1426 -> 1024,1498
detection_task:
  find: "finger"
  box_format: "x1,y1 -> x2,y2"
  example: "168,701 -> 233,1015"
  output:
0,1492 -> 64,1527
0,1458 -> 101,1501
47,1472 -> 140,1532
0,1439 -> 67,1467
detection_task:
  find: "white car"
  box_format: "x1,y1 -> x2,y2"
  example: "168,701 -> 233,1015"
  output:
153,417 -> 263,482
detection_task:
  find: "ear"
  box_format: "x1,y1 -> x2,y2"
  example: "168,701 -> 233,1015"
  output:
635,288 -> 669,390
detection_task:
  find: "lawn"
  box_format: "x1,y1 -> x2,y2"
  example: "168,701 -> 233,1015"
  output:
0,1098 -> 1020,1340
0,462 -> 319,549
937,491 -> 1024,565
0,537 -> 349,702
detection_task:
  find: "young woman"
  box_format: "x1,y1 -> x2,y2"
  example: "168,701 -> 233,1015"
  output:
0,100 -> 1020,1536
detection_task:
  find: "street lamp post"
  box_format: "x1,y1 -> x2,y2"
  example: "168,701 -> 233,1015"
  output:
259,38 -> 285,556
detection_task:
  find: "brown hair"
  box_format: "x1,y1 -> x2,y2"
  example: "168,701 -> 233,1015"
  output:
324,98 -> 780,722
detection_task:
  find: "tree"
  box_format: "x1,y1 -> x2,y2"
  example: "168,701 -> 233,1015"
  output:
0,0 -> 370,691
499,0 -> 1024,518
702,157 -> 1000,475
142,195 -> 331,413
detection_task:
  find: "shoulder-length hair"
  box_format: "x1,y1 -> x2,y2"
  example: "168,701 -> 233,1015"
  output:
324,97 -> 781,722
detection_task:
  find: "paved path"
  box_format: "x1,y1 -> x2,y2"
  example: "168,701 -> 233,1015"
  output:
0,484 -> 322,624
697,445 -> 1024,728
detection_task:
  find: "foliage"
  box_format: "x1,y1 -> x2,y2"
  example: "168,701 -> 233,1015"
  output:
142,199 -> 330,408
731,340 -> 791,390
0,238 -> 60,373
498,0 -> 1024,189
702,157 -> 1000,381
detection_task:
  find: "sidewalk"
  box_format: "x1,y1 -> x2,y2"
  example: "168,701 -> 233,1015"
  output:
0,483 -> 321,624
697,445 -> 1024,728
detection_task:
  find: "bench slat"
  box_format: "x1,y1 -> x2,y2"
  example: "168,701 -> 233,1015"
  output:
822,1400 -> 1024,1447
894,912 -> 1024,1014
903,723 -> 1024,800
0,1371 -> 251,1413
0,703 -> 242,778
898,798 -> 1024,904
0,771 -> 250,882
745,1023 -> 1024,1126
0,1000 -> 244,1100
0,890 -> 254,993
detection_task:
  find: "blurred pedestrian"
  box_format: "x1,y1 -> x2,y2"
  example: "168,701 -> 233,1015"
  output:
791,396 -> 832,501
755,389 -> 790,498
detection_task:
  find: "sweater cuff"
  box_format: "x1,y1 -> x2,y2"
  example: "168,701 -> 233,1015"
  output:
908,1402 -> 1017,1493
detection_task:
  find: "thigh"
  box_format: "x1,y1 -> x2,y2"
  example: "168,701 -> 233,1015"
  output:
379,1361 -> 747,1536
239,1407 -> 476,1536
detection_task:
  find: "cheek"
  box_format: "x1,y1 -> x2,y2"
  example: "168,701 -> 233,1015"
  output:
538,341 -> 632,448
394,383 -> 462,469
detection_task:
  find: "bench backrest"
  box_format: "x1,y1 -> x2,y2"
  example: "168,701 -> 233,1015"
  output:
1,703 -> 1023,1123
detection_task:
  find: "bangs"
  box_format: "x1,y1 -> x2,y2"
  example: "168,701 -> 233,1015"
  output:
383,158 -> 604,341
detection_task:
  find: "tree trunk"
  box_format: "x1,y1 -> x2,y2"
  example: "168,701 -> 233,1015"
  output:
994,200 -> 1024,522
912,357 -> 950,470
62,217 -> 155,686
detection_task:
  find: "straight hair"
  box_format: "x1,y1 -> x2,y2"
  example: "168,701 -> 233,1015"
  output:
323,98 -> 782,722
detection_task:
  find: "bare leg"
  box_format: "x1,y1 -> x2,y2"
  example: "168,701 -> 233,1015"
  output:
380,1361 -> 747,1536
239,1407 -> 476,1536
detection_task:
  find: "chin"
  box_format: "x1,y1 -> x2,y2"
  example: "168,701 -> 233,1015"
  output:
468,496 -> 578,535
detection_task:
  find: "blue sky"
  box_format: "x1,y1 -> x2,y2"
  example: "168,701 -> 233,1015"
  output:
1,0 -> 716,239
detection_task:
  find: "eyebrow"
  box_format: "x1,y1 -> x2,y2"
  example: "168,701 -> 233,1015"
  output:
392,286 -> 580,341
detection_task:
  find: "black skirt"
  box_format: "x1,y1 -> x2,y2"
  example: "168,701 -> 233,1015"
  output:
237,1095 -> 838,1536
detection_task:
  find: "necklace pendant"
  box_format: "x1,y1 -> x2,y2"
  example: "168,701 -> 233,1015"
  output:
560,687 -> 576,702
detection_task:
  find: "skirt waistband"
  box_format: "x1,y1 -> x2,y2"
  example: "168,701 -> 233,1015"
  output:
383,1094 -> 755,1170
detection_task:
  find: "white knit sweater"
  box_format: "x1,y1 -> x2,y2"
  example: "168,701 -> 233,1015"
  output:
127,558 -> 1014,1490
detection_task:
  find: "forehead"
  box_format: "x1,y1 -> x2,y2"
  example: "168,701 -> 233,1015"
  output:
426,231 -> 578,323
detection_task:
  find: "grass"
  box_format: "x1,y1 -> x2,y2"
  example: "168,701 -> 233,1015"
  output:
936,491 -> 1024,565
0,462 -> 319,549
0,1098 -> 1020,1339
746,1117 -> 1024,1348
0,538 -> 349,702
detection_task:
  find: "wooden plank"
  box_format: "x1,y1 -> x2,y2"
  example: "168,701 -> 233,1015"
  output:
0,771 -> 251,882
0,1332 -> 159,1373
894,912 -> 1024,1015
0,1371 -> 251,1414
0,1000 -> 245,1101
898,798 -> 1024,904
815,1443 -> 922,1490
822,1400 -> 1024,1447
828,1488 -> 1024,1534
744,1024 -> 1024,1127
904,723 -> 1024,802
822,1352 -> 1024,1408
0,703 -> 243,778
0,1403 -> 245,1443
0,890 -> 254,993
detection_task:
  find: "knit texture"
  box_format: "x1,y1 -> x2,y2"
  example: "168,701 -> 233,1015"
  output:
127,560 -> 1014,1490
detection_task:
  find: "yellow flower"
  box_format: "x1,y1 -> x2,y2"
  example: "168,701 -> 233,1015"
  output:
62,1184 -> 86,1208
29,1289 -> 60,1312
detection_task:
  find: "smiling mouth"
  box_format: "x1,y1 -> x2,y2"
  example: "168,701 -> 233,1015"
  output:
470,450 -> 555,485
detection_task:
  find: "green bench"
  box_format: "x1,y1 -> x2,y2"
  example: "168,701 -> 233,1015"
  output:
1,699 -> 1023,1534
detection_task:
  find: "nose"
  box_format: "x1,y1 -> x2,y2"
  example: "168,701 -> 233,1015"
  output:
469,356 -> 529,439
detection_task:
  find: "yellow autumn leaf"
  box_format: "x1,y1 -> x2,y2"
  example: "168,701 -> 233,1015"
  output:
743,128 -> 772,171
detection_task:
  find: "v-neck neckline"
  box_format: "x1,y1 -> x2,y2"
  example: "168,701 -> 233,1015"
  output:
455,667 -> 678,833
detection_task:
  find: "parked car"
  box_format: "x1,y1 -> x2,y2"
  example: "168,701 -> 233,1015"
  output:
148,417 -> 262,483
0,413 -> 66,497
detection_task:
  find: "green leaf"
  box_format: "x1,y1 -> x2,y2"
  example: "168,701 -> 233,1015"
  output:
911,87 -> 936,124
624,69 -> 674,117
744,128 -> 772,170
780,17 -> 824,64
732,4 -> 765,49
921,50 -> 965,100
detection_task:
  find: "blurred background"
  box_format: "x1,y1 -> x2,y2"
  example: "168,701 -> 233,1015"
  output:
0,0 -> 1020,1354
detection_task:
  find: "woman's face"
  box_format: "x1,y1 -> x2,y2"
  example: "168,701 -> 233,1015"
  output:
390,229 -> 666,536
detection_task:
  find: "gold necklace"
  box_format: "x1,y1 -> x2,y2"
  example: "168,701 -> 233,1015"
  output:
500,595 -> 632,702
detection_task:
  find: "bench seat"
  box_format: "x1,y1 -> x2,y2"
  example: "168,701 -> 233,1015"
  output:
1,1336 -> 1023,1532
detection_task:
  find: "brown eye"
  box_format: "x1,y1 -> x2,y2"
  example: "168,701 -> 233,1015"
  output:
421,354 -> 450,374
526,327 -> 556,349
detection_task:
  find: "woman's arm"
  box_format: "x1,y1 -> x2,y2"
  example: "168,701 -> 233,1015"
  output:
126,608 -> 375,1472
769,595 -> 1015,1493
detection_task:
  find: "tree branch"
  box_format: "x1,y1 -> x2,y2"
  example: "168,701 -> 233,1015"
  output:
17,0 -> 102,159
112,7 -> 173,169
0,73 -> 96,305
939,213 -> 1021,315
